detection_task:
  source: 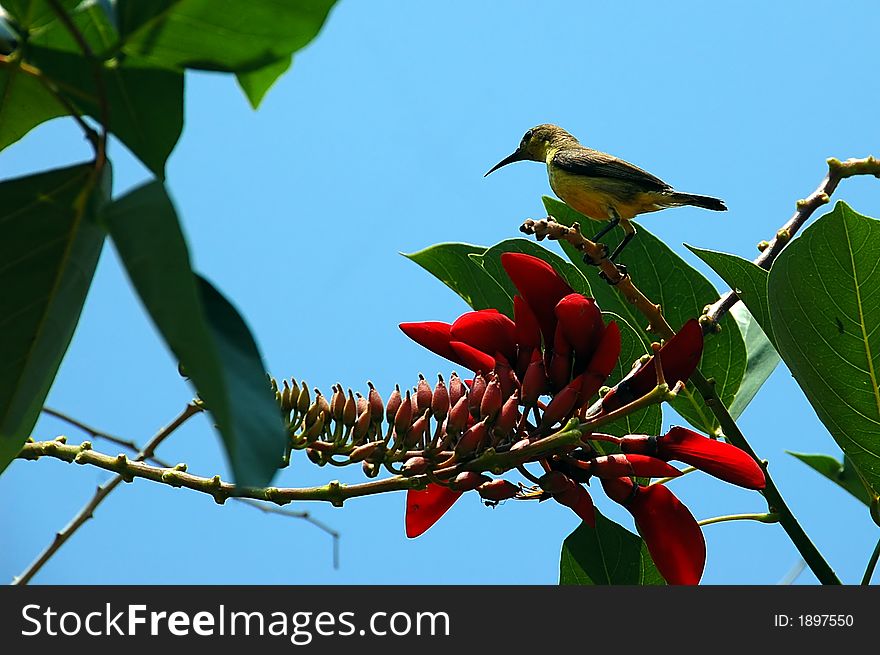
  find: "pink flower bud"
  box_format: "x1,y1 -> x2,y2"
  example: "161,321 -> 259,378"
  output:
432,375 -> 450,420
348,441 -> 381,463
538,378 -> 581,431
402,456 -> 429,476
386,385 -> 402,425
343,389 -> 357,428
450,471 -> 491,491
367,382 -> 384,423
477,479 -> 519,501
416,375 -> 433,412
455,420 -> 488,457
480,379 -> 503,421
448,372 -> 466,406
394,390 -> 413,434
494,392 -> 521,438
521,348 -> 548,406
469,373 -> 487,416
446,395 -> 470,434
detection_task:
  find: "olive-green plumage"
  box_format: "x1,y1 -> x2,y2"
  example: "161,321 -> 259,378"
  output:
485,124 -> 726,261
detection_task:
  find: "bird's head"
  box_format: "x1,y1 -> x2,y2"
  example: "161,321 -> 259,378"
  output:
485,124 -> 579,176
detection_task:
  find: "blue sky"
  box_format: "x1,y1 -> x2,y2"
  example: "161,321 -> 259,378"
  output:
3,0 -> 880,584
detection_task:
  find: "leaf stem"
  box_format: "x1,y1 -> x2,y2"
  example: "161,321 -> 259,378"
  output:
650,465 -> 696,486
47,0 -> 109,171
698,512 -> 778,527
861,536 -> 880,585
12,403 -> 201,585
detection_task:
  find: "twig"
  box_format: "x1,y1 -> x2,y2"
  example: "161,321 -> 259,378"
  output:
18,438 -> 428,507
47,0 -> 109,169
234,499 -> 341,570
41,406 -> 170,466
12,403 -> 201,585
42,406 -> 340,565
704,156 -> 880,327
861,536 -> 880,585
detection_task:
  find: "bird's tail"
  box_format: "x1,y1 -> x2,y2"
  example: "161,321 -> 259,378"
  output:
669,192 -> 727,212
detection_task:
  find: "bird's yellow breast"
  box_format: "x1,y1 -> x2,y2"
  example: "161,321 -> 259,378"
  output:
547,166 -> 663,222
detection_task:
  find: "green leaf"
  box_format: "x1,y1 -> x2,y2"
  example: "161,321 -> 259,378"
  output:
404,243 -> 513,316
0,60 -> 68,151
544,196 -> 747,434
236,55 -> 292,110
727,303 -> 780,419
768,201 -> 880,497
1,0 -> 80,30
0,162 -> 108,474
27,0 -> 118,54
27,45 -> 183,178
117,0 -> 336,73
686,245 -> 774,344
788,451 -> 873,506
599,312 -> 662,439
559,510 -> 665,585
104,181 -> 286,487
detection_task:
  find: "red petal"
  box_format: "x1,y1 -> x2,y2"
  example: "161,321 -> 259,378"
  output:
554,483 -> 596,526
450,341 -> 496,373
399,321 -> 456,361
501,253 -> 574,346
589,453 -> 682,479
628,484 -> 706,585
405,484 -> 463,538
555,294 -> 603,362
602,319 -> 703,412
549,321 -> 573,391
514,295 -> 542,351
451,310 -> 517,365
578,321 -> 621,400
660,426 -> 766,490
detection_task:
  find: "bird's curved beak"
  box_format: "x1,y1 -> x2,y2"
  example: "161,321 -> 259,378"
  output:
484,150 -> 526,177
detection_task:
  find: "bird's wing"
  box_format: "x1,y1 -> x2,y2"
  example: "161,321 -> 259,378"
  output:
552,148 -> 672,192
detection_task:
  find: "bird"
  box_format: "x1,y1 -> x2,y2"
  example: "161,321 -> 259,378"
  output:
485,124 -> 726,268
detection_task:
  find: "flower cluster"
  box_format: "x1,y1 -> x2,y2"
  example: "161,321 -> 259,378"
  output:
397,253 -> 766,585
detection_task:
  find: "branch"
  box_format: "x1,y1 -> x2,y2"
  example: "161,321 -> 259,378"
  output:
41,406 -> 340,566
47,0 -> 108,169
705,155 -> 880,326
12,403 -> 201,585
17,438 -> 427,508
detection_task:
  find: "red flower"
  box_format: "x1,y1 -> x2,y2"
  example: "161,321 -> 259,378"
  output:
602,477 -> 706,585
405,484 -> 462,538
501,252 -> 574,346
621,426 -> 766,490
601,319 -> 703,412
